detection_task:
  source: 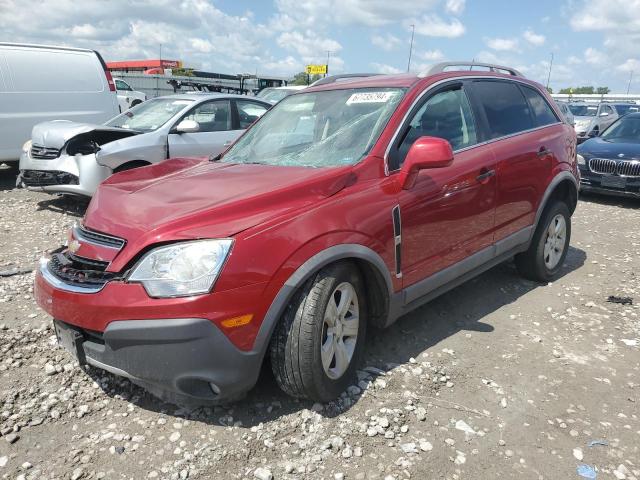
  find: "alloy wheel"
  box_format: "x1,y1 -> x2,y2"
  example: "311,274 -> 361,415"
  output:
321,282 -> 359,379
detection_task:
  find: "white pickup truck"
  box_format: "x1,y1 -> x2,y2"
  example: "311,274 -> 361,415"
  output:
114,78 -> 146,112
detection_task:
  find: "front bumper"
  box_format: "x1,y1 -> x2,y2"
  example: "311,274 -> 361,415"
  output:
579,166 -> 640,199
18,151 -> 111,197
53,317 -> 261,405
35,259 -> 269,405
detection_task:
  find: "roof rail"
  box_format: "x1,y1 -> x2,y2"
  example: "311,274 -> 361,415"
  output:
420,61 -> 524,78
309,73 -> 381,87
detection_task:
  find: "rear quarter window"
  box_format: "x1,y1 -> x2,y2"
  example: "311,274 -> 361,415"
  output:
3,47 -> 104,93
521,86 -> 559,127
472,80 -> 535,139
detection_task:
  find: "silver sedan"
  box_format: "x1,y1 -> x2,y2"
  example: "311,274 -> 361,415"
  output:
18,93 -> 270,197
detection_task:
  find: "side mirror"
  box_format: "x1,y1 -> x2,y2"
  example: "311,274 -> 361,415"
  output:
398,136 -> 454,189
175,119 -> 200,133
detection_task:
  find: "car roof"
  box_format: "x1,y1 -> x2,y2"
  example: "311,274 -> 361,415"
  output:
0,42 -> 96,53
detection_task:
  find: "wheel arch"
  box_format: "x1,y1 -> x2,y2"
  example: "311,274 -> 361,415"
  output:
252,244 -> 395,356
533,171 -> 578,235
112,159 -> 151,173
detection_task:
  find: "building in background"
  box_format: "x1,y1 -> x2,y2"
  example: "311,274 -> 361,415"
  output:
107,59 -> 183,75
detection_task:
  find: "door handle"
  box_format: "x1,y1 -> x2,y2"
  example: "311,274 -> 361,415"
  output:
476,169 -> 495,182
537,147 -> 552,157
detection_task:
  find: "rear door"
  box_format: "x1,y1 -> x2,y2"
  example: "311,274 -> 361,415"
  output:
389,82 -> 497,291
468,80 -> 559,245
168,99 -> 237,158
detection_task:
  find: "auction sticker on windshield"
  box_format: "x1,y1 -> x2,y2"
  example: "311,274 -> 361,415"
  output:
346,92 -> 396,105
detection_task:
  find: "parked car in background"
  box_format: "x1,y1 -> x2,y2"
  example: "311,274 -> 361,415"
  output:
256,85 -> 306,104
578,112 -> 640,198
115,78 -> 146,111
570,102 -> 640,142
0,43 -> 119,163
555,100 -> 575,126
34,62 -> 578,406
18,93 -> 270,196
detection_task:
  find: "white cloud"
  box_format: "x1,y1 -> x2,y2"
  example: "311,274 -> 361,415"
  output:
584,47 -> 607,65
567,55 -> 582,65
616,58 -> 640,72
413,15 -> 465,37
371,62 -> 403,74
371,33 -> 402,52
277,31 -> 342,59
523,29 -> 545,46
444,0 -> 466,15
485,37 -> 520,52
273,0 -> 440,28
418,49 -> 446,61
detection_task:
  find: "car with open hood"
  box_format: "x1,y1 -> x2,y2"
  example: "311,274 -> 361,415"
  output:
18,93 -> 270,196
578,112 -> 640,198
34,62 -> 578,406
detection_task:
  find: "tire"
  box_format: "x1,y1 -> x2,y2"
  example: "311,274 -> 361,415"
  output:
515,201 -> 571,282
270,261 -> 367,402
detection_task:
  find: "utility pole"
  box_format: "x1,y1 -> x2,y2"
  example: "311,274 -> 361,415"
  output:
326,50 -> 331,77
546,52 -> 554,90
407,24 -> 415,72
627,70 -> 634,95
157,43 -> 162,98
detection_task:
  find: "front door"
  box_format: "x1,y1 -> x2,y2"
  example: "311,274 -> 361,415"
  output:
168,99 -> 238,158
388,83 -> 497,291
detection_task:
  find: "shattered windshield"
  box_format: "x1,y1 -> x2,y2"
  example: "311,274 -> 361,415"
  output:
258,88 -> 296,103
105,98 -> 193,132
221,87 -> 405,167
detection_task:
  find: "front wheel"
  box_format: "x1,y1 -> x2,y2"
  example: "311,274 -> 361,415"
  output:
270,262 -> 367,402
515,201 -> 571,282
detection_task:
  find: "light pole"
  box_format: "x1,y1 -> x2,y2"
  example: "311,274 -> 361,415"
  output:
407,24 -> 415,72
627,70 -> 634,95
326,50 -> 331,77
546,52 -> 554,90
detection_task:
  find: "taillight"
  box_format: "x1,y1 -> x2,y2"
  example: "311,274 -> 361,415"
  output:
105,69 -> 116,92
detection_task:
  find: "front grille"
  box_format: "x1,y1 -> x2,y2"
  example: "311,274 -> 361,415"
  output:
48,252 -> 118,288
617,160 -> 640,177
589,158 -> 617,175
75,225 -> 126,250
30,144 -> 60,159
21,170 -> 79,187
589,158 -> 640,177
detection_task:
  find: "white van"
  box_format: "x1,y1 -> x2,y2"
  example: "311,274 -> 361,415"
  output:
0,43 -> 119,162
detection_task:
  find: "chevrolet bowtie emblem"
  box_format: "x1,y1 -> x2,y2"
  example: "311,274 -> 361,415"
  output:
68,239 -> 81,253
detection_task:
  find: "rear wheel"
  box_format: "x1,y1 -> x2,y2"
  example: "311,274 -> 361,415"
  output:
270,262 -> 367,402
515,201 -> 571,282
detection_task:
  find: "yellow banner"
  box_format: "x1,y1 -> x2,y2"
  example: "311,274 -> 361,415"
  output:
306,64 -> 328,75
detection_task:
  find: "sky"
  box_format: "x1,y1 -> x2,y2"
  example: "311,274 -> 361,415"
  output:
1,0 -> 640,92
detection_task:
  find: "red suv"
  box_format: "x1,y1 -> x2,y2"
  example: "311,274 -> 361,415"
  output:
35,62 -> 579,405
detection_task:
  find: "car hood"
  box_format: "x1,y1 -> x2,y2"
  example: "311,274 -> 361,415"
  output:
31,120 -> 138,149
84,158 -> 354,258
578,137 -> 640,160
573,115 -> 594,123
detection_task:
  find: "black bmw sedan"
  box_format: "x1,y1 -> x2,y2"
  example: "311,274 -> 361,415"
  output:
578,112 -> 640,198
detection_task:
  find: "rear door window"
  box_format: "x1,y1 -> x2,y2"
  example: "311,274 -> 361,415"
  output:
236,100 -> 269,129
472,81 -> 535,138
520,86 -> 559,127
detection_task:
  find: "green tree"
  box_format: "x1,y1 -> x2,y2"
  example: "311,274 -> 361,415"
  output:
596,86 -> 611,94
546,87 -> 553,94
290,72 -> 322,85
559,86 -> 598,94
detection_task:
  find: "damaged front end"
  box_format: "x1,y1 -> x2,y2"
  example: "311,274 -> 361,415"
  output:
18,121 -> 140,197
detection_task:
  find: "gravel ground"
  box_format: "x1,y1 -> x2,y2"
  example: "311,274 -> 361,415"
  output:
0,164 -> 638,480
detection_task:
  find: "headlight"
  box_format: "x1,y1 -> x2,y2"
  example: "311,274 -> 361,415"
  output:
577,154 -> 585,165
22,140 -> 32,153
128,239 -> 233,297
